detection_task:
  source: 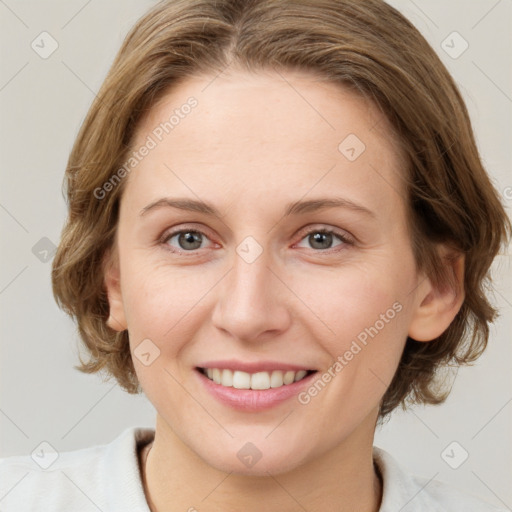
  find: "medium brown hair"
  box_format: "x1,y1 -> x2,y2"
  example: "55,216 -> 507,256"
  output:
52,0 -> 511,417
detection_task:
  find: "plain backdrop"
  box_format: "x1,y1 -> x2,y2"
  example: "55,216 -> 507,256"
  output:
0,0 -> 511,509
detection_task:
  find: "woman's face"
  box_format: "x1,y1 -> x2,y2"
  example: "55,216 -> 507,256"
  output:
106,69 -> 436,475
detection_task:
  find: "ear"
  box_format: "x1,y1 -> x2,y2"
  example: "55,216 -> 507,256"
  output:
408,248 -> 465,342
103,246 -> 128,332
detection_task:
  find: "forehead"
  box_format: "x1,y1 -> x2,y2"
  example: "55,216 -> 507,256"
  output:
126,68 -> 406,218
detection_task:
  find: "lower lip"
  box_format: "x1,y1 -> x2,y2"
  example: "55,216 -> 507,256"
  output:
195,369 -> 317,412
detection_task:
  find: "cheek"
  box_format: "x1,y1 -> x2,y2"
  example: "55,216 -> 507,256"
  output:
121,259 -> 214,336
298,262 -> 411,371
119,260 -> 229,391
120,263 -> 213,398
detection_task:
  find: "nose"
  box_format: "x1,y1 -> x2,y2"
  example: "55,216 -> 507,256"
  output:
211,248 -> 292,343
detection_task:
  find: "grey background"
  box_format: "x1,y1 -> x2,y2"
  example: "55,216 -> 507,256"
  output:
1,0 -> 510,508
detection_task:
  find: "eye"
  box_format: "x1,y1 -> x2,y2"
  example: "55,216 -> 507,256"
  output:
160,226 -> 353,254
295,228 -> 352,251
162,229 -> 213,252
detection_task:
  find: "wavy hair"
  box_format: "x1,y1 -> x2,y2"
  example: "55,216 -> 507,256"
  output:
52,0 -> 511,417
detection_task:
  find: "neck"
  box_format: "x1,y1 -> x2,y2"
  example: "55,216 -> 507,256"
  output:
142,414 -> 382,512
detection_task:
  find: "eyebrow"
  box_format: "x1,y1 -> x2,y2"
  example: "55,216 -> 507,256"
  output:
140,196 -> 375,218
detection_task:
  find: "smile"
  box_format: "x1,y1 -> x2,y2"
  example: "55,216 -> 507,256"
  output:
198,368 -> 316,390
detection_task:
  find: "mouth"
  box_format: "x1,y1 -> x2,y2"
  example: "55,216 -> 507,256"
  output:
195,364 -> 320,412
196,367 -> 317,390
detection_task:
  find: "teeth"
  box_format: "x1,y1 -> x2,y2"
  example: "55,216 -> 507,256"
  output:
232,370 -> 251,389
251,372 -> 270,390
270,370 -> 284,388
294,370 -> 307,382
283,371 -> 295,385
202,368 -> 312,389
221,369 -> 233,387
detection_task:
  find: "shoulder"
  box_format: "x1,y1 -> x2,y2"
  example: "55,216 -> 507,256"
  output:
374,447 -> 507,512
0,426 -> 154,512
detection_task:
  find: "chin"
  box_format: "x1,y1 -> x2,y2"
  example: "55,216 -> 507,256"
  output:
194,435 -> 311,477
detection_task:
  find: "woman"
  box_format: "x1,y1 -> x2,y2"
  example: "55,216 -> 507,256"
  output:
1,0 -> 509,510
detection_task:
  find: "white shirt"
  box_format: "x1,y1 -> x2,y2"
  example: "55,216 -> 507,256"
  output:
0,426 -> 506,511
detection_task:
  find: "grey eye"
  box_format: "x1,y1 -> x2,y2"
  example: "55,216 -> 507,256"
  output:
296,230 -> 345,250
166,230 -> 205,251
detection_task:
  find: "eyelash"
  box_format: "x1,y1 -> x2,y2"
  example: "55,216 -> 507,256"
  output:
160,225 -> 354,255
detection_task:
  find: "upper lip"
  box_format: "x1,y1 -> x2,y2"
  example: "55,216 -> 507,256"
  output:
197,360 -> 317,373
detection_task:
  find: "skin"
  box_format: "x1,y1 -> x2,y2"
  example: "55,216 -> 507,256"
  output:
104,68 -> 464,512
